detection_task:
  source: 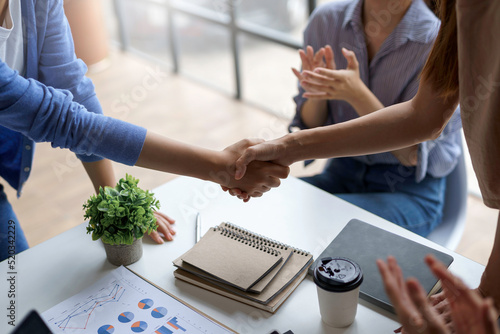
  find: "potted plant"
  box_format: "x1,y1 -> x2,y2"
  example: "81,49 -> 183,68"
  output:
83,174 -> 160,266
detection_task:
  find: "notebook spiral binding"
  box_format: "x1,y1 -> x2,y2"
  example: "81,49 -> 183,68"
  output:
215,225 -> 281,257
215,222 -> 310,257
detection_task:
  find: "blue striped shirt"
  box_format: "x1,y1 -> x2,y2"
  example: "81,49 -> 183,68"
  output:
290,0 -> 462,182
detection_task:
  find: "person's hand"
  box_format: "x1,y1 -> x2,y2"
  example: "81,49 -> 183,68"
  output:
377,255 -> 500,334
428,255 -> 500,334
218,139 -> 290,200
148,211 -> 176,244
377,256 -> 448,334
300,48 -> 366,104
233,137 -> 292,181
291,45 -> 334,85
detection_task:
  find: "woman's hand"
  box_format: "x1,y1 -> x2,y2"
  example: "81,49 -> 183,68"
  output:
148,211 -> 176,243
234,137 -> 293,181
292,45 -> 334,84
300,48 -> 366,104
218,139 -> 290,199
378,255 -> 500,334
377,256 -> 448,334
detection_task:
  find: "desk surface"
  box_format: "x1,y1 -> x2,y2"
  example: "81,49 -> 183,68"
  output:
0,176 -> 485,333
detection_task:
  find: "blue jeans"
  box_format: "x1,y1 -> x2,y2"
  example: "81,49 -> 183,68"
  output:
301,158 -> 446,237
0,184 -> 29,262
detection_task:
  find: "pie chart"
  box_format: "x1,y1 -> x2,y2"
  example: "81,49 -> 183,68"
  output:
118,311 -> 134,323
131,321 -> 148,333
151,307 -> 167,318
97,325 -> 114,334
138,298 -> 154,309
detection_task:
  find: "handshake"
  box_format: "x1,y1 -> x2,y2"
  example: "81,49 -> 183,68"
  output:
214,137 -> 293,202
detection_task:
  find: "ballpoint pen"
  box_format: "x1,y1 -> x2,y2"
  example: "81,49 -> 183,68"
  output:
195,212 -> 202,243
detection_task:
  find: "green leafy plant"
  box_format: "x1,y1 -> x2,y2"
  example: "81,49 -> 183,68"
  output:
84,174 -> 160,245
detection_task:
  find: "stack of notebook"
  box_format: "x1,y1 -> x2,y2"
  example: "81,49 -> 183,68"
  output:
173,222 -> 313,313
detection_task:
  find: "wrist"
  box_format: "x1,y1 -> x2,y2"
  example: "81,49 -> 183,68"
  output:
301,99 -> 329,128
206,150 -> 233,187
284,131 -> 308,165
347,83 -> 380,116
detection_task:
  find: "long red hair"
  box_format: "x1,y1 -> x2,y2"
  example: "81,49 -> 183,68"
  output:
421,0 -> 459,99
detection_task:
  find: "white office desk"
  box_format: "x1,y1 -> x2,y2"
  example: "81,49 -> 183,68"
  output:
0,176 -> 485,333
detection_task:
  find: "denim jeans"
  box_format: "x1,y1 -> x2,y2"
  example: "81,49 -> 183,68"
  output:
0,184 -> 29,262
301,158 -> 446,237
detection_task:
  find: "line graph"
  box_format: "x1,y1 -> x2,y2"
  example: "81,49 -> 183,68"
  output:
52,283 -> 125,331
42,267 -> 235,334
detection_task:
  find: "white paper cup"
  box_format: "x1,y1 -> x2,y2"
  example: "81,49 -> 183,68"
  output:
313,257 -> 363,327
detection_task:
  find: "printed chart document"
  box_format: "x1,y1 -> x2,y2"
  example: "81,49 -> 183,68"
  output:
42,266 -> 235,334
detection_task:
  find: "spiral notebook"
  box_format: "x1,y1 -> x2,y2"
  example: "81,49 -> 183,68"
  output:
174,222 -> 313,313
179,223 -> 288,291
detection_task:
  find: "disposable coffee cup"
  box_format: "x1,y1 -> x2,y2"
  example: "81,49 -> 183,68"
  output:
313,257 -> 363,327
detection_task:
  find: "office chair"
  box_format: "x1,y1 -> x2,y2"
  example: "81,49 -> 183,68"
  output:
427,141 -> 468,250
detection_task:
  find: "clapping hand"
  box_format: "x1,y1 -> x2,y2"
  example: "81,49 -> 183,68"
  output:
377,255 -> 500,334
292,45 -> 335,84
299,47 -> 366,104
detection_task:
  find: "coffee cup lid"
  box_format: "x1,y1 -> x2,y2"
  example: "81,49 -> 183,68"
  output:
313,257 -> 363,292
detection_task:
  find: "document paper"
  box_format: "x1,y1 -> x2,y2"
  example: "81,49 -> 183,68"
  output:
42,266 -> 234,334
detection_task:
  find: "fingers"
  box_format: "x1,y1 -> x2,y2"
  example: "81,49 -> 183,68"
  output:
407,278 -> 444,330
305,68 -> 343,80
154,211 -> 176,242
429,291 -> 447,306
155,211 -> 176,225
378,257 -> 428,333
269,163 -> 290,179
313,47 -> 326,67
377,258 -> 406,312
426,255 -> 470,305
292,67 -> 303,81
342,47 -> 359,71
302,70 -> 337,85
236,137 -> 265,149
324,45 -> 336,70
148,230 -> 165,244
235,142 -> 283,180
300,79 -> 335,98
300,46 -> 315,70
235,154 -> 252,180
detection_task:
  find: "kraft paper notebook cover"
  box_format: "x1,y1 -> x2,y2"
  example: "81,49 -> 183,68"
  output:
308,219 -> 454,313
174,222 -> 313,313
181,223 -> 285,291
174,247 -> 294,294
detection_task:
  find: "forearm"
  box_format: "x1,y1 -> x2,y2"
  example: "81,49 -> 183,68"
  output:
478,212 -> 500,316
82,159 -> 116,193
349,85 -> 419,166
135,132 -> 224,184
299,99 -> 329,128
281,82 -> 457,165
283,101 -> 420,164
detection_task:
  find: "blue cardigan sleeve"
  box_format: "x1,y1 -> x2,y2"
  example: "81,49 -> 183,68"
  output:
35,0 -> 108,163
0,61 -> 147,166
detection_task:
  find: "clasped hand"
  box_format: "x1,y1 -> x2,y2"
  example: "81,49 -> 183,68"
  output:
293,45 -> 365,103
219,138 -> 290,202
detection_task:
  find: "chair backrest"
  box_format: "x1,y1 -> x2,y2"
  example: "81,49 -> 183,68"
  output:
426,140 -> 468,250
